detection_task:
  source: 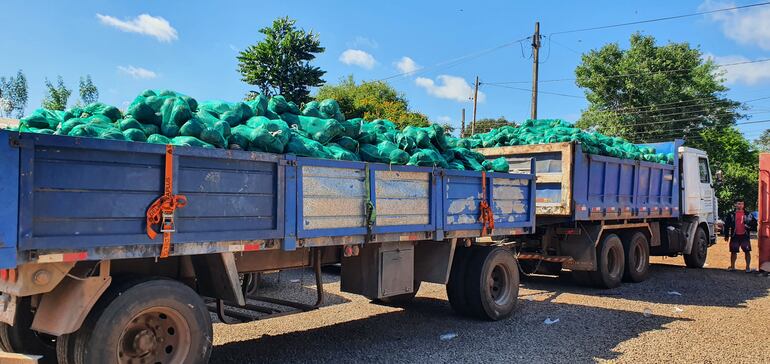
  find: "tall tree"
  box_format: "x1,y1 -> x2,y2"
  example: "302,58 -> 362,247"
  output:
41,76 -> 71,111
575,33 -> 742,143
0,76 -> 12,117
755,129 -> 770,152
237,17 -> 325,104
0,70 -> 29,118
79,75 -> 99,105
316,75 -> 429,128
692,127 -> 758,213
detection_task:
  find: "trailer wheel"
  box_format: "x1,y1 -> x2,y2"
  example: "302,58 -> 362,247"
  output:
590,234 -> 625,289
684,227 -> 708,268
622,232 -> 650,283
61,277 -> 212,364
0,297 -> 56,360
464,247 -> 519,321
446,246 -> 474,315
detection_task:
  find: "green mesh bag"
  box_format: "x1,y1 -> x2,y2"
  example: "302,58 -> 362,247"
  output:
359,141 -> 409,165
171,136 -> 215,148
325,143 -> 360,161
335,136 -> 359,152
407,149 -> 448,168
302,101 -> 323,118
123,128 -> 147,142
82,102 -> 122,122
147,134 -> 171,144
318,99 -> 345,122
286,134 -> 332,159
297,116 -> 343,144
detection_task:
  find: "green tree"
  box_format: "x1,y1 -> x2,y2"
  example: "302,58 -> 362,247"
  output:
754,129 -> 770,152
691,127 -> 758,213
41,76 -> 71,111
237,16 -> 325,104
79,75 -> 99,105
468,117 -> 515,135
316,75 -> 429,128
0,70 -> 28,118
575,33 -> 742,143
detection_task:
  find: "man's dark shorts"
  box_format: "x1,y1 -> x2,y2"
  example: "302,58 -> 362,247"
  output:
729,235 -> 751,253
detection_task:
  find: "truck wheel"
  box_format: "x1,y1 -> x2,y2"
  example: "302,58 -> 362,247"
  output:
0,297 -> 56,360
446,246 -> 474,315
590,234 -> 625,289
62,278 -> 212,364
684,227 -> 708,268
622,232 -> 650,283
464,247 -> 519,321
377,281 -> 422,305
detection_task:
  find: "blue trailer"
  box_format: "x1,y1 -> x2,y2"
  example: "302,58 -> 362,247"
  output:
0,130 -> 535,363
479,140 -> 717,288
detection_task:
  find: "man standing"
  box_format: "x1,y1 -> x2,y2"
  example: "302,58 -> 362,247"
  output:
723,199 -> 757,272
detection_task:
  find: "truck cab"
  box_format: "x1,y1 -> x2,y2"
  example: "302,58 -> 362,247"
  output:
680,146 -> 718,235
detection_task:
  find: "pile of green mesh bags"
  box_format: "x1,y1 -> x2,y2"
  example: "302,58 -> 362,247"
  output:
14,90 -> 671,171
15,89 -> 508,172
459,119 -> 673,164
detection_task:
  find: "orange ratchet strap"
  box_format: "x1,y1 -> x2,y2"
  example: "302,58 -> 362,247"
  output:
479,171 -> 495,236
146,145 -> 187,258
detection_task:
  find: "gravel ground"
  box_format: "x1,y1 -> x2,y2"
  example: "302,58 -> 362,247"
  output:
211,240 -> 769,363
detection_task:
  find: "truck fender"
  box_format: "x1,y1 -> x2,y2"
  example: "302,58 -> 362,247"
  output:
682,218 -> 701,255
31,260 -> 111,336
191,252 -> 245,306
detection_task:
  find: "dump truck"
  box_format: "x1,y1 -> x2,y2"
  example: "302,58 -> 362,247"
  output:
479,139 -> 718,288
0,130 -> 535,363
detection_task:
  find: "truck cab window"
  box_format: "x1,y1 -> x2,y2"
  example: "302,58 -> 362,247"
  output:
698,157 -> 710,183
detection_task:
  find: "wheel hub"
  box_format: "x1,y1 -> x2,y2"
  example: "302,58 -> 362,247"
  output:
118,308 -> 190,364
488,265 -> 511,304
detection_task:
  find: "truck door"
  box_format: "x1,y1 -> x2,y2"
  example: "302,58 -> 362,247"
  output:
682,150 -> 716,220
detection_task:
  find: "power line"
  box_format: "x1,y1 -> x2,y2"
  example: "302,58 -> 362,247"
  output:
376,37 -> 531,82
484,58 -> 770,85
628,118 -> 770,138
481,83 -> 583,98
548,2 -> 770,35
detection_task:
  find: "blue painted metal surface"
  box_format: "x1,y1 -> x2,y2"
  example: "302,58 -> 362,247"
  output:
0,130 -> 536,266
572,141 -> 681,221
0,132 -> 19,268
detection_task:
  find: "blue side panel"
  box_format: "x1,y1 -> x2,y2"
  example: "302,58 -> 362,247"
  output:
573,141 -> 680,221
0,132 -> 19,268
18,132 -> 283,251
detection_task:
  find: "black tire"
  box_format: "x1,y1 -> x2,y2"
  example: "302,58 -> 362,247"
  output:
63,277 -> 212,364
55,332 -> 77,364
0,297 -> 56,361
590,234 -> 625,289
622,232 -> 650,283
377,281 -> 422,305
464,247 -> 520,321
684,226 -> 708,268
446,246 -> 474,315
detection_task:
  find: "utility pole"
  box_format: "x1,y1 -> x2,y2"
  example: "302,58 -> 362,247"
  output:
530,21 -> 541,120
472,76 -> 479,135
460,108 -> 466,137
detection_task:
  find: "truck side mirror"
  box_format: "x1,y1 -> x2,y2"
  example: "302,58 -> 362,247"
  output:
715,169 -> 724,183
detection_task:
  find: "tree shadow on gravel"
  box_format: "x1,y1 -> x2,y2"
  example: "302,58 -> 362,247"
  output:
211,295 -> 691,364
520,263 -> 769,308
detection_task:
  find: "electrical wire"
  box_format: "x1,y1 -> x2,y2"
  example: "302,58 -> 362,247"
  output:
481,83 -> 584,98
548,2 -> 770,35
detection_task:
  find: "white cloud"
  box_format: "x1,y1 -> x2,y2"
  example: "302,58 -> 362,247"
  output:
118,65 -> 158,79
339,49 -> 376,69
705,54 -> 770,85
96,13 -> 178,42
395,56 -> 420,75
700,0 -> 770,50
415,75 -> 485,103
347,36 -> 378,49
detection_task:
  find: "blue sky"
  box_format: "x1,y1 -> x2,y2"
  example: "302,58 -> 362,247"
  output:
1,0 -> 769,140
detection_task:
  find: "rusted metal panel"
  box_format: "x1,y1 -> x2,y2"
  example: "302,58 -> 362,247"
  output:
302,165 -> 366,230
478,143 -> 573,216
375,170 -> 431,226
